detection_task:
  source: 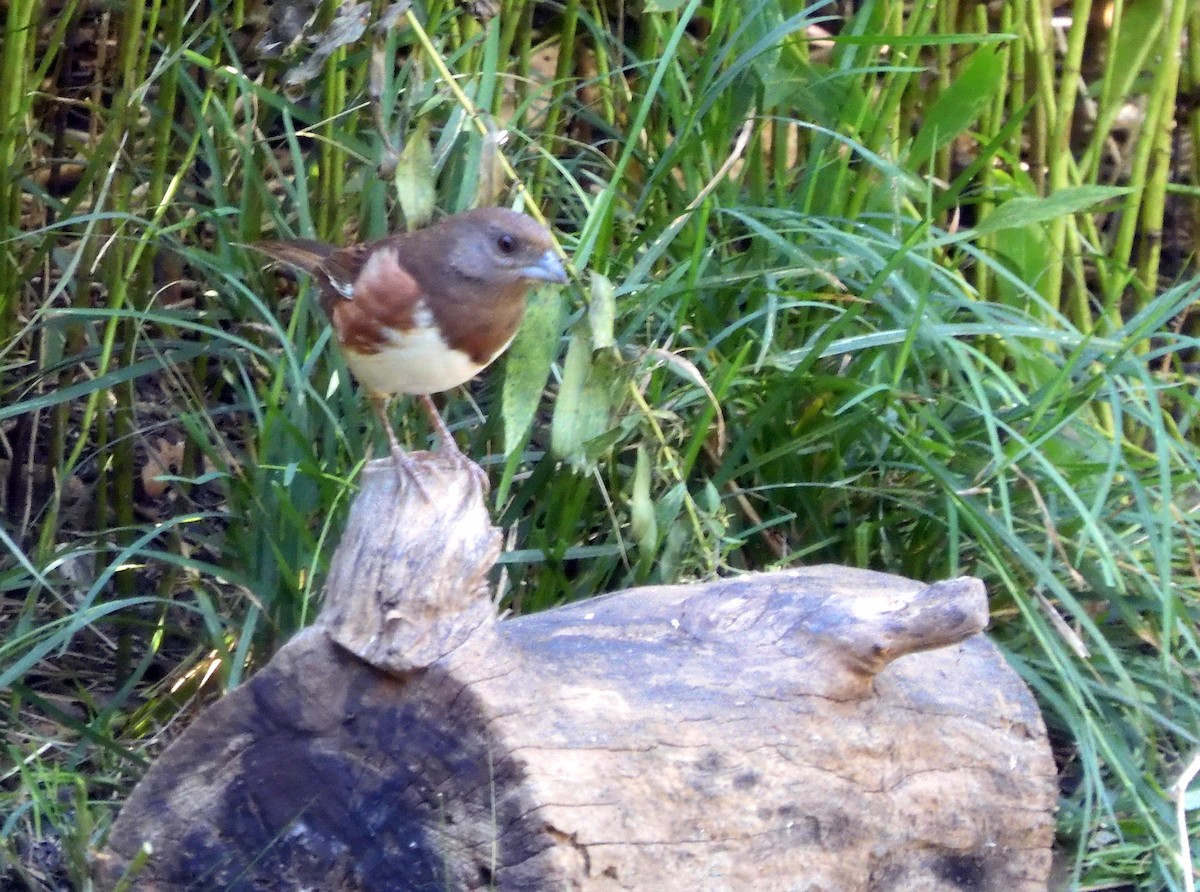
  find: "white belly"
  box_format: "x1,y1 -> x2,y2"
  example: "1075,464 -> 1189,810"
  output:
345,325 -> 492,396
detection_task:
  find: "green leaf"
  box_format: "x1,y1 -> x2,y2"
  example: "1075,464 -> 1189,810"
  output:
909,45 -> 1004,169
550,331 -> 622,471
1184,786 -> 1200,812
630,445 -> 657,563
551,331 -> 591,464
973,185 -> 1132,237
645,0 -> 688,12
1110,0 -> 1164,104
502,285 -> 566,455
737,0 -> 786,89
393,120 -> 436,229
588,272 -> 616,350
985,170 -> 1054,304
656,483 -> 690,582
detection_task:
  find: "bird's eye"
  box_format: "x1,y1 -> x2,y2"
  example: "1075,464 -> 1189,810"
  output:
496,234 -> 517,254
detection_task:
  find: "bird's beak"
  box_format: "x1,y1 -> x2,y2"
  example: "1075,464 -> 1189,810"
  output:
522,249 -> 569,284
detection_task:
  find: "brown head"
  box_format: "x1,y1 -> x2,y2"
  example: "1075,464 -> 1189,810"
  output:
404,207 -> 568,295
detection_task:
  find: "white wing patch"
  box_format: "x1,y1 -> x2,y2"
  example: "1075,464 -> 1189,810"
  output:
411,301 -> 435,331
328,276 -> 354,299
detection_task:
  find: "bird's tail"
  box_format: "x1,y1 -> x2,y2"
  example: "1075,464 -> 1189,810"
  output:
247,239 -> 335,274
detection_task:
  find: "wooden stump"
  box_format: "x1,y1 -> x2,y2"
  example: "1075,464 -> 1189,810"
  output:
95,456 -> 1057,891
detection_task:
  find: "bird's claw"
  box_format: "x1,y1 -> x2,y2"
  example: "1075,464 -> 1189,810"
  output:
388,447 -> 434,502
460,455 -> 490,495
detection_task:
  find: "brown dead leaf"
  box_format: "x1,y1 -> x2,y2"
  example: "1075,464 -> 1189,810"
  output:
141,437 -> 184,499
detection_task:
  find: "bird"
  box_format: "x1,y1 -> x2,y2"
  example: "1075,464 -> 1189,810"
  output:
251,207 -> 568,497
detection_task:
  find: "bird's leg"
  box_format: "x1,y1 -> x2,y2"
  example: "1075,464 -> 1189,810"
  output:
369,392 -> 432,501
417,394 -> 489,492
417,394 -> 463,458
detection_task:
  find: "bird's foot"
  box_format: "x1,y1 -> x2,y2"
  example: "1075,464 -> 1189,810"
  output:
417,394 -> 489,494
459,452 -> 490,495
434,436 -> 490,495
369,392 -> 434,502
388,446 -> 434,502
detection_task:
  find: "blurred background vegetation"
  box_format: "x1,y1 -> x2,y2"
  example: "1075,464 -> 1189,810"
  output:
2,0 -> 1198,888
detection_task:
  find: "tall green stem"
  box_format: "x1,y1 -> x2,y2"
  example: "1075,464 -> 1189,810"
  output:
1132,0 -> 1190,302
0,0 -> 36,343
1044,0 -> 1091,319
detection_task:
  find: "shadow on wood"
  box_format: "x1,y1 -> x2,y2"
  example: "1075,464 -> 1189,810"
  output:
95,455 -> 1057,891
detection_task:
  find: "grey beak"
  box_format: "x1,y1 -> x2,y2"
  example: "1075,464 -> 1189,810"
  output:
522,248 -> 569,284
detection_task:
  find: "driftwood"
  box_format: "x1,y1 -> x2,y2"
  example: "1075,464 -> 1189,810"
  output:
95,456 -> 1057,891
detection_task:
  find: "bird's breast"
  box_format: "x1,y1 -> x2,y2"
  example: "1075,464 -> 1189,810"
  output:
342,323 -> 507,396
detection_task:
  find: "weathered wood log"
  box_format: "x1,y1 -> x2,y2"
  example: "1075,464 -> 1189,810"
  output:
95,456 -> 1057,891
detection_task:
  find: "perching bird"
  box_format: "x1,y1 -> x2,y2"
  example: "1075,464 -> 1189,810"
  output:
252,207 -> 568,496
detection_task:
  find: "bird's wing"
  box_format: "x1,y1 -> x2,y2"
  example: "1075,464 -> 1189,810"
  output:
249,239 -> 336,274
252,236 -> 433,354
318,243 -> 373,300
322,239 -> 429,354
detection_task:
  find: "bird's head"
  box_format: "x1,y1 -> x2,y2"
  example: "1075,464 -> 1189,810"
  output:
438,208 -> 568,288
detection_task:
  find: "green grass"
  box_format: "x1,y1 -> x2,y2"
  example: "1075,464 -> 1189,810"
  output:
2,0 -> 1199,888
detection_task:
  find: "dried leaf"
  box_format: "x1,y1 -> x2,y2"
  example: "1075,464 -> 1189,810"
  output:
284,2 -> 371,87
473,121 -> 508,207
141,438 -> 184,499
256,0 -> 319,58
374,0 -> 412,32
